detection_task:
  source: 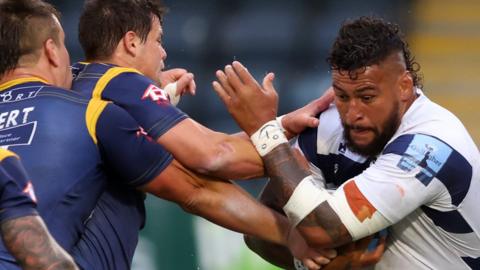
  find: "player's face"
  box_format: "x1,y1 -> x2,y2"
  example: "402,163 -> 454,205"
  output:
332,55 -> 406,157
135,16 -> 167,82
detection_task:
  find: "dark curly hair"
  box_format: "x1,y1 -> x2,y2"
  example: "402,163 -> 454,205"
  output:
327,16 -> 422,89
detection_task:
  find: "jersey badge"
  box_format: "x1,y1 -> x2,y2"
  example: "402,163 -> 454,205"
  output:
141,84 -> 169,104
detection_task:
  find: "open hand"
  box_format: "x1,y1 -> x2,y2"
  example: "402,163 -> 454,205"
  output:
282,88 -> 334,137
213,61 -> 279,136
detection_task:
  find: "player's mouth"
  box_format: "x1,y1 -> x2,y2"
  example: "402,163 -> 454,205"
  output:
349,126 -> 373,141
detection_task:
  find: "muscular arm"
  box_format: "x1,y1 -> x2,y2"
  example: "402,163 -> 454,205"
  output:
264,143 -> 352,248
139,159 -> 291,246
1,215 -> 78,270
157,119 -> 264,180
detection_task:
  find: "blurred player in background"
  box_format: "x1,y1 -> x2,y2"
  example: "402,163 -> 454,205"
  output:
0,149 -> 77,270
0,0 -> 329,269
214,16 -> 480,269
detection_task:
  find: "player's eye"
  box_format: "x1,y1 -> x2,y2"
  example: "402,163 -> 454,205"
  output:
361,95 -> 375,103
335,93 -> 349,102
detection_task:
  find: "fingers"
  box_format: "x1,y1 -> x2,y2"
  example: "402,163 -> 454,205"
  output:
300,258 -> 322,270
159,68 -> 188,86
310,96 -> 332,116
224,65 -> 244,92
262,72 -> 276,94
188,79 -> 196,95
175,73 -> 194,96
215,70 -> 235,98
232,61 -> 258,87
212,81 -> 231,106
321,248 -> 337,259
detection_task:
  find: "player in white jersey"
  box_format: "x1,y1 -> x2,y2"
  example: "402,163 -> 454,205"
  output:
212,16 -> 480,269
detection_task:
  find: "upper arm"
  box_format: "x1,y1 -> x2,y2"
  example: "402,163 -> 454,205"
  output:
157,118 -> 264,179
0,155 -> 37,223
95,103 -> 173,188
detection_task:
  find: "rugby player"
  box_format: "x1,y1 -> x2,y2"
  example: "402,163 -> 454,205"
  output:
214,16 -> 480,269
0,0 -> 328,269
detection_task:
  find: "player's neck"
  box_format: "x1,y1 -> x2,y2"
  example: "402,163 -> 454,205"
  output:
0,68 -> 49,86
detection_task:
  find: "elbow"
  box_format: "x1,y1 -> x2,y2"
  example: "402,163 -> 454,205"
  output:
190,143 -> 232,176
193,155 -> 223,176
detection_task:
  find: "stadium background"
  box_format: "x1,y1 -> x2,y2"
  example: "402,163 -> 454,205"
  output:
49,0 -> 480,269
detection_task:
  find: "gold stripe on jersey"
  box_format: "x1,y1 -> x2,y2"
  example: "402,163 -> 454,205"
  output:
85,98 -> 109,144
0,149 -> 18,161
91,67 -> 142,99
0,77 -> 48,91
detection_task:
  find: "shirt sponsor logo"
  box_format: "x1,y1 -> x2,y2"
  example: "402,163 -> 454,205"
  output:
397,134 -> 452,185
141,84 -> 169,104
0,107 -> 36,147
0,87 -> 40,104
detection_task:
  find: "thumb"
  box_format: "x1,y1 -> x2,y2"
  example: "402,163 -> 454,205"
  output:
262,72 -> 275,93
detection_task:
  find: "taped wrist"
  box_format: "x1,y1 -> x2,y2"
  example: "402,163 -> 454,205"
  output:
164,82 -> 180,106
276,115 -> 286,133
250,120 -> 288,157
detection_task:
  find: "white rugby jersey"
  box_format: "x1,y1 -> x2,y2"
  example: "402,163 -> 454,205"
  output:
294,90 -> 480,269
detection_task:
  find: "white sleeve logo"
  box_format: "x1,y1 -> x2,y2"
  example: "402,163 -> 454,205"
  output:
22,181 -> 37,203
141,84 -> 168,103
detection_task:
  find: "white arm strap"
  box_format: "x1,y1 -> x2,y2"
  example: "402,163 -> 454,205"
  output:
283,178 -> 391,240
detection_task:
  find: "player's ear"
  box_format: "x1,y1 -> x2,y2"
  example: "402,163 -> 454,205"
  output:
122,31 -> 141,57
399,71 -> 414,101
44,38 -> 60,68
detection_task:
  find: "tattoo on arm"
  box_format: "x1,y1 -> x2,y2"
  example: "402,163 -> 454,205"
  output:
263,144 -> 352,245
1,215 -> 78,270
263,144 -> 310,206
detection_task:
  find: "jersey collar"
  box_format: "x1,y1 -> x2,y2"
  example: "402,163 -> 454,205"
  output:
0,77 -> 48,91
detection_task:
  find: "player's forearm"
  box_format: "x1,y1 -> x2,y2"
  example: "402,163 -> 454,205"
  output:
185,177 -> 292,246
263,143 -> 352,248
144,160 -> 290,245
244,235 -> 295,269
157,119 -> 264,179
205,131 -> 265,179
1,215 -> 78,270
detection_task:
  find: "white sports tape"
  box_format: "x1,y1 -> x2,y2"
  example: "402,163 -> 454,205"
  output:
293,258 -> 308,270
283,176 -> 332,226
276,115 -> 286,133
250,120 -> 288,157
326,184 -> 390,241
164,82 -> 180,106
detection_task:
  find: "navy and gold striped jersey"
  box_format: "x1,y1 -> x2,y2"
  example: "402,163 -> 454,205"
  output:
0,149 -> 37,224
71,62 -> 188,140
0,78 -> 172,268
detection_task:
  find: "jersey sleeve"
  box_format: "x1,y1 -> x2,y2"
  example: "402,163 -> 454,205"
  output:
101,72 -> 188,140
96,103 -> 174,188
353,134 -> 459,224
0,155 -> 38,223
